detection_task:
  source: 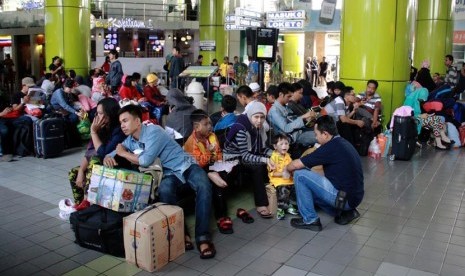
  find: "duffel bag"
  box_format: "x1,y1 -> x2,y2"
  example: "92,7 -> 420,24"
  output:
69,204 -> 129,257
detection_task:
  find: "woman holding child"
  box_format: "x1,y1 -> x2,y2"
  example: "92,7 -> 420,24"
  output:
68,98 -> 126,209
223,101 -> 274,218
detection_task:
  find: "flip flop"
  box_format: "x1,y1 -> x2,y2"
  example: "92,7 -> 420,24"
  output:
197,241 -> 216,259
184,234 -> 194,251
236,208 -> 255,224
256,208 -> 273,219
217,217 -> 234,234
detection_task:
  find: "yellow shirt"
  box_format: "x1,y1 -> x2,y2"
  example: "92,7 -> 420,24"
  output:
268,151 -> 293,187
219,63 -> 229,77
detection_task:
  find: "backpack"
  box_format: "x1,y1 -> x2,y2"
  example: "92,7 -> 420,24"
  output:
13,121 -> 34,156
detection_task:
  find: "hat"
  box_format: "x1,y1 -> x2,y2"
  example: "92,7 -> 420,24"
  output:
22,77 -> 35,87
249,82 -> 261,92
421,60 -> 430,69
146,73 -> 158,84
246,101 -> 267,121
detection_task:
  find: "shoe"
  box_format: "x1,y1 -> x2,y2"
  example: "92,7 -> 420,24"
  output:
58,198 -> 76,221
74,199 -> 90,211
276,208 -> 285,220
334,209 -> 360,225
2,154 -> 13,162
290,218 -> 322,231
286,204 -> 299,216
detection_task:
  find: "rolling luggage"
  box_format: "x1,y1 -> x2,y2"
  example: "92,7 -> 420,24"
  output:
70,204 -> 128,257
391,115 -> 417,161
34,117 -> 64,158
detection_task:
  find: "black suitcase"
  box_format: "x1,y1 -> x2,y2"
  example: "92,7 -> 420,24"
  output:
391,115 -> 417,160
69,205 -> 129,257
34,117 -> 64,158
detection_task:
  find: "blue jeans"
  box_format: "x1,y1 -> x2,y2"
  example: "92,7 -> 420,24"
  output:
157,164 -> 212,244
296,129 -> 317,147
294,169 -> 349,224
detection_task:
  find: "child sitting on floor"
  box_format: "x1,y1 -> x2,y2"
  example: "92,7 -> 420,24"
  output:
268,133 -> 299,220
184,109 -> 240,234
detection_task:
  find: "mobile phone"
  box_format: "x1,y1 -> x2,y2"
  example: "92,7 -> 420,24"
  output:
319,0 -> 337,25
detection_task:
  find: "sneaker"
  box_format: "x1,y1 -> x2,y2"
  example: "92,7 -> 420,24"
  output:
276,208 -> 285,220
334,209 -> 360,225
58,198 -> 76,221
286,204 -> 299,215
290,218 -> 322,231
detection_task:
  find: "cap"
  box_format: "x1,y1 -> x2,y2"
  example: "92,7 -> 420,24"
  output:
146,73 -> 158,84
249,82 -> 260,92
21,77 -> 35,87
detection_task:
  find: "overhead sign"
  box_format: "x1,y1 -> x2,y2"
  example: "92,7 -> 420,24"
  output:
266,10 -> 306,20
235,17 -> 263,28
225,15 -> 236,22
199,40 -> 216,51
266,20 -> 304,29
235,8 -> 262,19
225,23 -> 246,31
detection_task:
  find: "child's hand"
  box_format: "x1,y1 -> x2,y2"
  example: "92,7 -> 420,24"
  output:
267,159 -> 276,171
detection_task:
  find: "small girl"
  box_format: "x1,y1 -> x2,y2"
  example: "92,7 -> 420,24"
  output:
268,133 -> 299,220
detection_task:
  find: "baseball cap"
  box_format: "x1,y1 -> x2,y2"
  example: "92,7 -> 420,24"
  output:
21,77 -> 35,87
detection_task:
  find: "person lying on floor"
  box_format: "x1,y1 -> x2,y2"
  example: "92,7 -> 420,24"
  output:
103,104 -> 216,260
286,115 -> 364,232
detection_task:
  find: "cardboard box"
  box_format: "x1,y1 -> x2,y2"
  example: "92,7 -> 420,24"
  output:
123,203 -> 185,272
88,165 -> 153,212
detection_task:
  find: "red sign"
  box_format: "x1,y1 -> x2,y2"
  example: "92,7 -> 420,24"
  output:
454,31 -> 465,44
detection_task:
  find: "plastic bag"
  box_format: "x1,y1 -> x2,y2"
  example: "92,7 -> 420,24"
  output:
377,133 -> 387,156
77,112 -> 91,140
368,137 -> 381,159
383,130 -> 392,157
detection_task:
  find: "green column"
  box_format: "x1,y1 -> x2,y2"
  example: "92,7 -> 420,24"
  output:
340,0 -> 414,122
414,0 -> 453,74
282,34 -> 304,76
199,0 -> 226,64
45,0 -> 90,76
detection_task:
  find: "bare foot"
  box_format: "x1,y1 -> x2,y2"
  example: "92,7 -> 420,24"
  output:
208,172 -> 228,188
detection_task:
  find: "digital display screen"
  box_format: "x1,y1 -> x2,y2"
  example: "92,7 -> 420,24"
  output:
256,45 -> 274,58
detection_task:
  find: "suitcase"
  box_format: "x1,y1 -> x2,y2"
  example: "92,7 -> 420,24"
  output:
391,115 -> 417,160
34,117 -> 64,158
70,205 -> 129,257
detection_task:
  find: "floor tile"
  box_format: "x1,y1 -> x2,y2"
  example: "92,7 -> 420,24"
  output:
102,262 -> 142,276
272,265 -> 307,276
85,255 -> 123,273
62,266 -> 100,276
245,256 -> 282,275
311,259 -> 345,276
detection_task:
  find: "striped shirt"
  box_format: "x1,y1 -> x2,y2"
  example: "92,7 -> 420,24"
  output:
223,128 -> 271,164
356,92 -> 382,112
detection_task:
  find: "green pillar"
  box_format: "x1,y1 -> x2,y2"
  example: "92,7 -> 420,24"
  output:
340,0 -> 414,122
199,0 -> 226,64
414,0 -> 453,74
282,34 -> 304,77
45,0 -> 90,76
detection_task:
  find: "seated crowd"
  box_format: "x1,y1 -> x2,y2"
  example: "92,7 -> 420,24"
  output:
3,54 -> 463,262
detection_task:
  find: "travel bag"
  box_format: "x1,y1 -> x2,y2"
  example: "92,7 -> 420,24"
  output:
33,117 -> 64,158
391,115 -> 417,160
69,204 -> 129,257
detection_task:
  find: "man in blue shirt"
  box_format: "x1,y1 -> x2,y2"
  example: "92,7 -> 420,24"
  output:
286,115 -> 364,231
103,104 -> 215,259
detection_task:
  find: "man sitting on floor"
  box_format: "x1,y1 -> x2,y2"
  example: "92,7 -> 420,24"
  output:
103,104 -> 216,259
286,115 -> 364,231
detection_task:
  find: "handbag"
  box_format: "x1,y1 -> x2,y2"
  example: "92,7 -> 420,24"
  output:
70,204 -> 129,257
77,112 -> 91,140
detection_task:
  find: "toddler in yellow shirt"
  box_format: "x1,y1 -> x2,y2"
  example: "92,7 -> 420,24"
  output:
268,133 -> 299,220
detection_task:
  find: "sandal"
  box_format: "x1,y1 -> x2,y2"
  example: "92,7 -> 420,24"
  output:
184,234 -> 194,251
236,208 -> 255,224
217,217 -> 234,234
197,241 -> 216,259
256,208 -> 273,219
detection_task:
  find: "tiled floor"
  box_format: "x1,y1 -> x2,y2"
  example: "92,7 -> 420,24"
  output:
1,136 -> 465,275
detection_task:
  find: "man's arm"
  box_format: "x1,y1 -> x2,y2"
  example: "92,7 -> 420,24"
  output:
268,106 -> 306,133
286,159 -> 305,173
